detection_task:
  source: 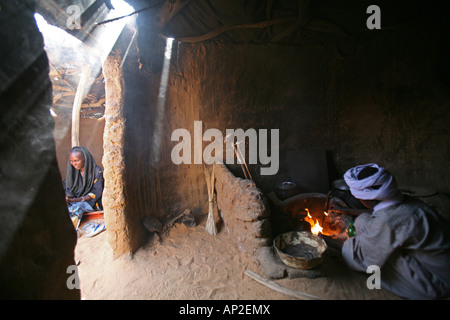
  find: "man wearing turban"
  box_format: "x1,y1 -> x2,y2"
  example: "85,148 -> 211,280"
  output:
332,163 -> 450,299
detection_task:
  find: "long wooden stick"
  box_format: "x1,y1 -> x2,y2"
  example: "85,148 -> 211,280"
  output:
235,142 -> 253,180
71,64 -> 91,147
245,270 -> 320,300
233,143 -> 248,179
174,17 -> 296,43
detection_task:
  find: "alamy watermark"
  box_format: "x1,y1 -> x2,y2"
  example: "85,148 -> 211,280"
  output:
366,265 -> 381,289
171,121 -> 279,176
66,5 -> 82,30
367,5 -> 381,30
66,265 -> 80,290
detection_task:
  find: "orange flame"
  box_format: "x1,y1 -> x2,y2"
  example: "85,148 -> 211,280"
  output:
304,208 -> 323,235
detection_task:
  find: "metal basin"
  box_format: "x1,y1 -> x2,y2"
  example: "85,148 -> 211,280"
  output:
273,231 -> 327,270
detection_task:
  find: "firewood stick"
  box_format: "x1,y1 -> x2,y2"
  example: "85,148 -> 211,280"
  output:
322,191 -> 331,225
235,142 -> 252,180
323,191 -> 331,213
233,143 -> 249,179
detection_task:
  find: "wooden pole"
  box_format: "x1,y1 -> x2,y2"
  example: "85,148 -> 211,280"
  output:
71,64 -> 92,147
245,270 -> 320,300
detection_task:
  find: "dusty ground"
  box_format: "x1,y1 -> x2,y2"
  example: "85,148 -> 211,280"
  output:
74,219 -> 401,300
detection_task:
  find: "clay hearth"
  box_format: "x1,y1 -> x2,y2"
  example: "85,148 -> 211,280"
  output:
255,192 -> 353,279
214,163 -> 271,257
213,163 -> 352,280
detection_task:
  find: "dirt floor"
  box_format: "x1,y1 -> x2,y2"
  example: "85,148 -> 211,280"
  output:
74,218 -> 402,300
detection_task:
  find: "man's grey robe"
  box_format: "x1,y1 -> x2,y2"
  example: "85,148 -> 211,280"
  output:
342,196 -> 450,299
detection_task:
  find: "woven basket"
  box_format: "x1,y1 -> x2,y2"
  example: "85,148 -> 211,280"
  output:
273,231 -> 327,270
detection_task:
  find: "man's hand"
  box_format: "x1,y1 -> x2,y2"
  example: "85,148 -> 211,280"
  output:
328,200 -> 371,216
321,234 -> 344,250
328,201 -> 347,214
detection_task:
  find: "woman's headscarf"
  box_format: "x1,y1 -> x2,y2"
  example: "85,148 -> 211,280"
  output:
66,146 -> 97,197
343,163 -> 402,201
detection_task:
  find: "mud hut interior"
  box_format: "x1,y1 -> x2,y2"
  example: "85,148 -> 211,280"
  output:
1,0 -> 449,300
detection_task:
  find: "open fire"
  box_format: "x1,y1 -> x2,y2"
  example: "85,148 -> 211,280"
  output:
301,207 -> 349,239
304,208 -> 323,235
282,195 -> 351,240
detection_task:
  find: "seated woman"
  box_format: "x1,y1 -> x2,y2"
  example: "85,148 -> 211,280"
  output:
65,146 -> 104,212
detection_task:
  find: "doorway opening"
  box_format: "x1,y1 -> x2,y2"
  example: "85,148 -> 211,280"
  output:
34,0 -> 136,297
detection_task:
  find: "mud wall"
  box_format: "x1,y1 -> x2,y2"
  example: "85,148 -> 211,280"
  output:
129,34 -> 449,218
119,1 -> 449,252
164,30 -> 450,192
327,23 -> 450,191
